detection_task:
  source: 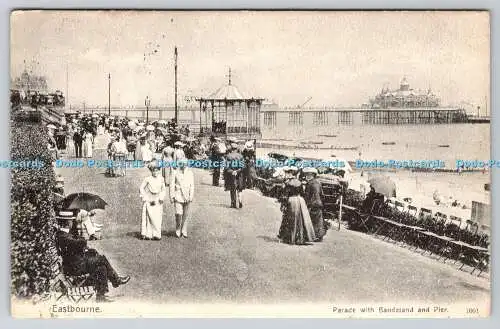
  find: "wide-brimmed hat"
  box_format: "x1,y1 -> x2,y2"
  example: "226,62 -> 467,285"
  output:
245,141 -> 254,150
230,143 -> 238,150
302,167 -> 318,175
174,141 -> 185,147
226,137 -> 237,143
283,166 -> 298,172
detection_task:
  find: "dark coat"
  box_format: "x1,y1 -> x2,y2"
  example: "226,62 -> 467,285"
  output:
304,178 -> 323,209
56,229 -> 88,275
224,151 -> 244,191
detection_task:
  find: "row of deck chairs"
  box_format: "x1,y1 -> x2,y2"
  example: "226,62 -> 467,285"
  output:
342,192 -> 490,277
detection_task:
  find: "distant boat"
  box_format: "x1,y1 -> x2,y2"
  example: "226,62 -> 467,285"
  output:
318,134 -> 337,137
299,140 -> 324,145
330,146 -> 358,150
438,144 -> 450,148
382,142 -> 396,145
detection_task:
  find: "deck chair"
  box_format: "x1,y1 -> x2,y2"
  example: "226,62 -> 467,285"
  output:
49,245 -> 95,303
322,183 -> 342,211
376,200 -> 415,245
368,199 -> 403,239
459,221 -> 490,276
437,215 -> 463,262
470,224 -> 490,276
420,212 -> 457,257
407,205 -> 418,217
341,201 -> 376,233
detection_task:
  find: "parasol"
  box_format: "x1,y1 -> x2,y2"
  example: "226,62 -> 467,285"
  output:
128,121 -> 137,129
367,176 -> 397,197
157,119 -> 167,125
46,124 -> 57,129
146,125 -> 155,131
60,192 -> 108,212
186,137 -> 197,142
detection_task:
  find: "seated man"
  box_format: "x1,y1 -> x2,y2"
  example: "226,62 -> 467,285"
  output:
361,185 -> 385,213
56,215 -> 130,302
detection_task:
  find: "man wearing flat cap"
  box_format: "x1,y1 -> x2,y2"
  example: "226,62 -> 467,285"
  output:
303,167 -> 326,242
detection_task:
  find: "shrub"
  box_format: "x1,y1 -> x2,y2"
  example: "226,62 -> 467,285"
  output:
10,120 -> 57,298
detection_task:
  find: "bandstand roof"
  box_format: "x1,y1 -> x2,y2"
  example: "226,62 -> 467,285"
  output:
197,68 -> 265,102
209,84 -> 247,100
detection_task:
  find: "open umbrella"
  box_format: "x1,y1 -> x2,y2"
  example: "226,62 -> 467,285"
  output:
60,192 -> 108,212
368,176 -> 397,197
146,125 -> 155,131
46,124 -> 57,129
157,119 -> 167,125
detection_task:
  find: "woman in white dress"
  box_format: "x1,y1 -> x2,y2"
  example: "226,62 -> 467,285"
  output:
162,144 -> 175,186
139,161 -> 166,240
170,157 -> 194,238
82,130 -> 93,158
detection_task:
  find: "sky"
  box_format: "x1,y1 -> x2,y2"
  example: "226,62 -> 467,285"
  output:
10,11 -> 490,110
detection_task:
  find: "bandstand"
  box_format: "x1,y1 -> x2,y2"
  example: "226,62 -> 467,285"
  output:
196,69 -> 263,139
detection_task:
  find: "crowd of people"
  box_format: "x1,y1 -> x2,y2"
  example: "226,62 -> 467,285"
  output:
48,111 -> 338,303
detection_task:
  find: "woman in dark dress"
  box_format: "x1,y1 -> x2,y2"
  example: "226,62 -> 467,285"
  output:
278,178 -> 316,245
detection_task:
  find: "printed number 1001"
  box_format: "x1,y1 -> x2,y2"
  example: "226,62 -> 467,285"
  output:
466,308 -> 479,314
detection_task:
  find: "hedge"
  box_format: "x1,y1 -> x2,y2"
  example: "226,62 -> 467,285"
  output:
10,119 -> 58,298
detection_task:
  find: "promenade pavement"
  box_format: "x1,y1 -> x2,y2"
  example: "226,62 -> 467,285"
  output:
56,133 -> 490,305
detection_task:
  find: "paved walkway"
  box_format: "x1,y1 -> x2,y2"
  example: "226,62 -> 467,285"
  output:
56,133 -> 490,305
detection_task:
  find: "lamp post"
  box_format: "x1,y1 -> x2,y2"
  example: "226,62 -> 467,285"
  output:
145,96 -> 151,124
108,73 -> 111,116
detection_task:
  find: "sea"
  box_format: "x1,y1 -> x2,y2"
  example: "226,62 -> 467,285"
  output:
258,123 -> 491,223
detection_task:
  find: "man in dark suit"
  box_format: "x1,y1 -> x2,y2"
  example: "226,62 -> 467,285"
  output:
56,216 -> 130,302
73,129 -> 83,158
304,167 -> 326,242
225,143 -> 244,208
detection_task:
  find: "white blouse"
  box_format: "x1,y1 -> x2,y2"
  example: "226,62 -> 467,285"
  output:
140,175 -> 166,203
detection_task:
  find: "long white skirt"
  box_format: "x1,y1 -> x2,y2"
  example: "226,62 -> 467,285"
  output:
141,201 -> 163,239
83,140 -> 93,158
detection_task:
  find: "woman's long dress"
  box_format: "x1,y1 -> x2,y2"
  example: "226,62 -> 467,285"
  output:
141,144 -> 153,162
279,196 -> 316,245
139,175 -> 166,239
134,141 -> 143,160
82,133 -> 93,158
162,146 -> 174,186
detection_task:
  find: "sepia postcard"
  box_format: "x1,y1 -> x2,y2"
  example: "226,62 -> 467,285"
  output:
9,10 -> 490,318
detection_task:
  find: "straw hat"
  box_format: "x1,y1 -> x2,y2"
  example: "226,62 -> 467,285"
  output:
230,143 -> 238,150
174,141 -> 185,147
56,211 -> 76,226
245,141 -> 254,150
